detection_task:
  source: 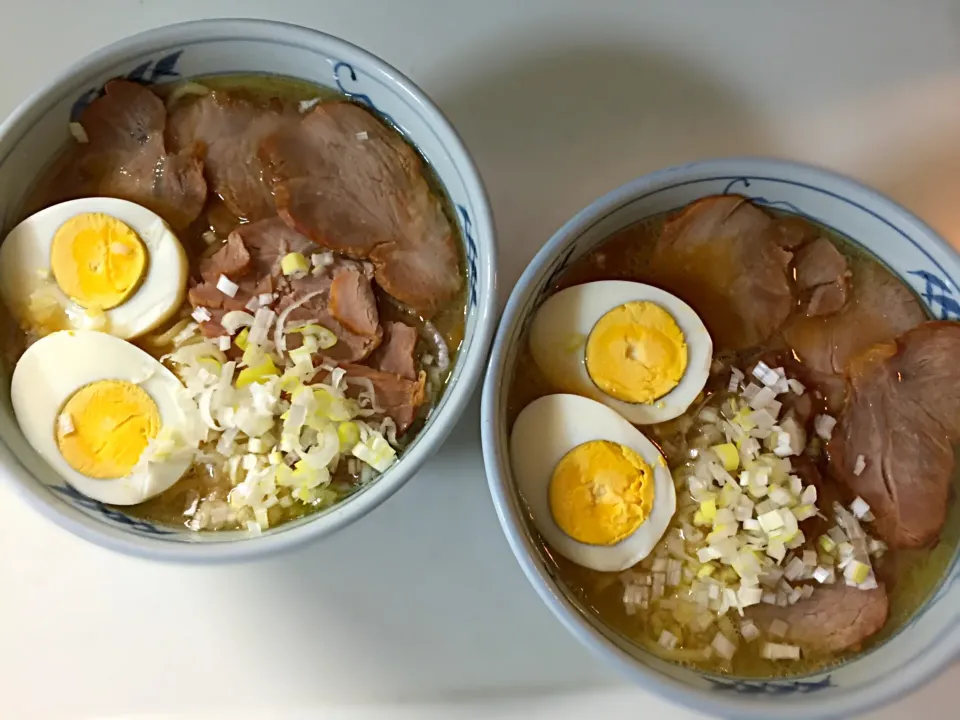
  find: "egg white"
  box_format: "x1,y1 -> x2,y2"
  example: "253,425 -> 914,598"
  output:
11,330 -> 201,505
510,393 -> 676,572
0,197 -> 188,339
529,280 -> 713,424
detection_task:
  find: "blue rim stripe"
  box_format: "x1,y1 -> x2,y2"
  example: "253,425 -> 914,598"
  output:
559,174 -> 959,297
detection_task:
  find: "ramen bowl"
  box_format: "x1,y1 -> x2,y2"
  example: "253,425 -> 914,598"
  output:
481,157 -> 960,719
0,19 -> 496,561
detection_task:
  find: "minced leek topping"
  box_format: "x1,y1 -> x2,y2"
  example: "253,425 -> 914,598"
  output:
619,362 -> 885,666
160,298 -> 398,533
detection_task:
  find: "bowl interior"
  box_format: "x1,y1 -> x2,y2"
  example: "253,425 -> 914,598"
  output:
0,22 -> 493,548
485,161 -> 960,717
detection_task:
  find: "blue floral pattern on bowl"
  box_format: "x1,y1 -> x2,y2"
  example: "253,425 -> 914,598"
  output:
457,206 -> 480,308
333,61 -> 397,127
332,61 -> 478,308
707,676 -> 833,694
49,485 -> 175,537
722,176 -> 960,323
70,50 -> 184,121
907,270 -> 960,320
723,177 -> 806,216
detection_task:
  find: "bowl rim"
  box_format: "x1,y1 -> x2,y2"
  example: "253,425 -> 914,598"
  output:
480,156 -> 958,719
0,18 -> 497,562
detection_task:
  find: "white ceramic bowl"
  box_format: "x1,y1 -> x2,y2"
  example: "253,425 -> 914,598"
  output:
481,158 -> 960,719
0,20 -> 496,561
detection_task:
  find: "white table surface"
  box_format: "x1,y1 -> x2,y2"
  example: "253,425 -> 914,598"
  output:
2,1 -> 960,718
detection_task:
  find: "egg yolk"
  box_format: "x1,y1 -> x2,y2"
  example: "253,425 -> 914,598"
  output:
56,380 -> 160,479
549,440 -> 655,546
50,213 -> 146,310
585,301 -> 687,404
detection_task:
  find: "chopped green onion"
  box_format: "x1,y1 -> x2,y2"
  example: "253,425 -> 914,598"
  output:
758,510 -> 784,532
236,356 -> 279,387
288,345 -> 313,367
740,620 -> 760,642
813,566 -> 834,584
658,630 -> 679,650
712,443 -> 739,471
850,496 -> 871,519
697,563 -> 717,578
768,486 -> 793,507
843,560 -> 871,585
699,498 -> 717,521
280,252 -> 309,275
768,618 -> 789,638
762,643 -> 800,660
737,587 -> 763,607
711,631 -> 737,659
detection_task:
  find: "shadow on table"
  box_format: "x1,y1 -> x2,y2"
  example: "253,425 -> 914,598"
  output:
248,389 -> 619,700
236,39 -> 960,709
243,38 -> 770,702
868,140 -> 960,252
429,34 -> 773,306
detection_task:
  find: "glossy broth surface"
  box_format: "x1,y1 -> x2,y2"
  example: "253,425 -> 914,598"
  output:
507,210 -> 960,676
11,74 -> 467,530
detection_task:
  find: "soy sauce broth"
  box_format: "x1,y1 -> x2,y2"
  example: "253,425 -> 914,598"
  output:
507,208 -> 960,677
12,74 -> 468,531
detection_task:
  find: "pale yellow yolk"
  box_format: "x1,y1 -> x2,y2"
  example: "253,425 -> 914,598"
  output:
50,213 -> 146,310
549,440 -> 655,546
585,301 -> 687,404
56,380 -> 160,479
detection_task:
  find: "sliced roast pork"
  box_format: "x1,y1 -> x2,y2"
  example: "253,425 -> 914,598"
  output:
829,322 -> 960,548
369,321 -> 419,380
52,80 -> 206,229
340,363 -> 426,434
230,216 -> 316,280
330,269 -> 379,337
188,217 -> 382,362
188,217 -> 314,323
763,214 -> 820,250
260,101 -> 462,315
784,260 -> 925,378
645,196 -> 794,350
206,196 -> 245,237
783,259 -> 926,411
167,91 -> 297,221
277,269 -> 382,363
793,237 -> 850,317
199,234 -> 251,282
746,584 -> 888,654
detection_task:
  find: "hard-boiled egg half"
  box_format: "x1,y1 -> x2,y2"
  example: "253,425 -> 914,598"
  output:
0,197 -> 188,339
11,330 -> 202,505
511,394 -> 676,572
529,281 -> 712,424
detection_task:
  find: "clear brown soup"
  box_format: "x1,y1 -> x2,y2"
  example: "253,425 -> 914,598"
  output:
507,208 -> 960,677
